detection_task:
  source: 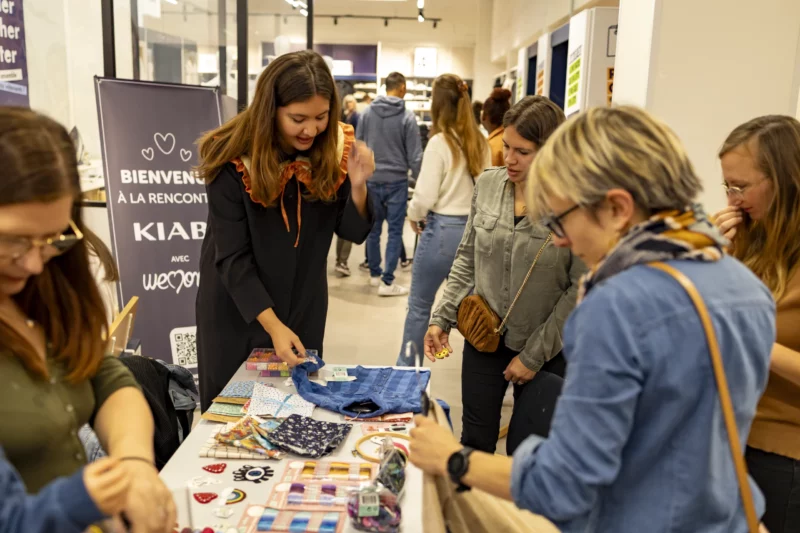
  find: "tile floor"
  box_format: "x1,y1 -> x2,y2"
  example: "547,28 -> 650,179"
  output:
323,224 -> 512,453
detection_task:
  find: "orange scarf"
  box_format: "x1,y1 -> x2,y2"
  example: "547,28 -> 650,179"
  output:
232,122 -> 355,247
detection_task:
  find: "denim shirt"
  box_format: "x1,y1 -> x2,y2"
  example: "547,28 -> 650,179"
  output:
510,257 -> 775,533
430,167 -> 586,370
292,358 -> 431,417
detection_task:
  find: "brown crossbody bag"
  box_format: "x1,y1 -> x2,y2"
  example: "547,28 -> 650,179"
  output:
457,234 -> 552,353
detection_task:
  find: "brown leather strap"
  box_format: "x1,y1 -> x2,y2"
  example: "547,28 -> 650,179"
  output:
496,233 -> 552,334
648,262 -> 759,533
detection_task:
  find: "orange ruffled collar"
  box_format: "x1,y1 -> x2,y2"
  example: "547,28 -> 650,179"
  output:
232,122 -> 355,247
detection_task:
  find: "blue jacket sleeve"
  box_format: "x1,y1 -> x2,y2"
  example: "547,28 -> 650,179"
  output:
405,112 -> 423,180
509,286 -> 644,527
0,450 -> 105,533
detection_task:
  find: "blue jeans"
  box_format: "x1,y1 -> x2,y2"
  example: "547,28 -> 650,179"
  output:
367,181 -> 408,285
397,213 -> 468,365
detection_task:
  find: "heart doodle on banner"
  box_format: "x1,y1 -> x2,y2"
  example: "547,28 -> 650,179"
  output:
141,147 -> 154,161
154,132 -> 176,155
180,148 -> 192,162
203,463 -> 227,474
193,492 -> 218,504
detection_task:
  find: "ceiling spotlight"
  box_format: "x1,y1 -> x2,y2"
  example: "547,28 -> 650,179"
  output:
384,18 -> 389,26
418,10 -> 425,22
283,16 -> 288,23
299,8 -> 308,16
334,17 -> 338,25
433,20 -> 438,28
417,0 -> 424,8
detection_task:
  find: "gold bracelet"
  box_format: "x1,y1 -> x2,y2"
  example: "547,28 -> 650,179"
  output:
353,432 -> 412,463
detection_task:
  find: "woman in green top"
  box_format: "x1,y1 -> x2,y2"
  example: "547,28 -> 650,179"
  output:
0,108 -> 176,532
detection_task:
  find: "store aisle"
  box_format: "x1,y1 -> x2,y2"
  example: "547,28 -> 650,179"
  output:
323,223 -> 512,448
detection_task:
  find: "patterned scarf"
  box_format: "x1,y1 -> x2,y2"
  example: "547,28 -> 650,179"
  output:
577,206 -> 728,304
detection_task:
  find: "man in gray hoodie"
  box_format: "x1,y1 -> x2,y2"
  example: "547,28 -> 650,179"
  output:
356,72 -> 423,296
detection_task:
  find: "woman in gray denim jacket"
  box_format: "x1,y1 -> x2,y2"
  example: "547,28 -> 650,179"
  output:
424,96 -> 586,454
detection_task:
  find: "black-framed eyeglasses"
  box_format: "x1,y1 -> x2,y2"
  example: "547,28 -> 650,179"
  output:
405,341 -> 430,417
542,205 -> 580,239
0,219 -> 84,260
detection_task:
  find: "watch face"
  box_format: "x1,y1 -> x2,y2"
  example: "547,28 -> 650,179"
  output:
448,451 -> 466,478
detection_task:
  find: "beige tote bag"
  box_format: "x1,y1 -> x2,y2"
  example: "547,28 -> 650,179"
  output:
422,397 -> 560,533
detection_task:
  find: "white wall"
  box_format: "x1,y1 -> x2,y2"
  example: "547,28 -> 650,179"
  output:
26,0 -> 71,128
26,0 -> 105,158
490,0 -> 618,62
614,0 -> 800,213
472,0 -> 500,105
378,44 -> 474,80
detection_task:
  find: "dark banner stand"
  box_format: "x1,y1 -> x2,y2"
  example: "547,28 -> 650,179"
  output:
95,77 -> 222,372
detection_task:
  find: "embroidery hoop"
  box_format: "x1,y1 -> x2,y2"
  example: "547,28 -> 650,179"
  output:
353,432 -> 412,463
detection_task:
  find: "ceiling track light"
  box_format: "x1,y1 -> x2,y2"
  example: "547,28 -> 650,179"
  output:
300,8 -> 308,16
418,9 -> 425,22
433,20 -> 437,28
417,0 -> 424,8
334,17 -> 338,25
384,18 -> 389,26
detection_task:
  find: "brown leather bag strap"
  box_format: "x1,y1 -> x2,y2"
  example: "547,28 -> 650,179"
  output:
496,233 -> 552,333
648,262 -> 759,533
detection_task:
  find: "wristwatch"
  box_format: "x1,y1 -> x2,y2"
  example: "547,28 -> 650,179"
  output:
447,447 -> 475,493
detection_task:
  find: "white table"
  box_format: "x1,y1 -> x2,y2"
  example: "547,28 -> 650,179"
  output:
160,364 -> 427,532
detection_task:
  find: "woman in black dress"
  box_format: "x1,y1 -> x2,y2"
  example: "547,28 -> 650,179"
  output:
195,51 -> 375,410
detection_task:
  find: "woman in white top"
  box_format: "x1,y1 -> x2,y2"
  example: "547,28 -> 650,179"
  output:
397,74 -> 490,365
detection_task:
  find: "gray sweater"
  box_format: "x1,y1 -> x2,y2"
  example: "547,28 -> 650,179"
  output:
356,96 -> 423,183
430,167 -> 586,371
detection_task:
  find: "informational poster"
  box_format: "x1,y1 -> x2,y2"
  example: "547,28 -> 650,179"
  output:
566,47 -> 582,111
607,67 -> 614,105
0,0 -> 28,106
535,33 -> 551,97
95,78 -> 222,368
565,7 -> 618,116
516,47 -> 527,102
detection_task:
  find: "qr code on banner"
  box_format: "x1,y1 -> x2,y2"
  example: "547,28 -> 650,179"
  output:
170,326 -> 198,370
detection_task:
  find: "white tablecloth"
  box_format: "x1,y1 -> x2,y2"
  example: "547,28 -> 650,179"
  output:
159,363 -> 427,532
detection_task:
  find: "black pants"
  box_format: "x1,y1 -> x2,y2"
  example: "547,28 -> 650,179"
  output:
461,340 -> 565,455
746,446 -> 800,533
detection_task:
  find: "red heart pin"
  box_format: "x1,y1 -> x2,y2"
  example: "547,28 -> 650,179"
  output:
202,463 -> 227,474
193,492 -> 218,504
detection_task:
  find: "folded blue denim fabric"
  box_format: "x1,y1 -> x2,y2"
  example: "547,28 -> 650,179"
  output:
292,358 -> 431,418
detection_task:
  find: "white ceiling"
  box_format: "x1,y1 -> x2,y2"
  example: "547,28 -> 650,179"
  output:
150,0 -> 480,48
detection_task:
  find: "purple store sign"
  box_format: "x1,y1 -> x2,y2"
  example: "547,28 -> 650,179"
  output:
0,0 -> 28,107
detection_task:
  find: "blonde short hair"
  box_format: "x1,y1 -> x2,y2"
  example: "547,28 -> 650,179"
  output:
527,106 -> 702,218
343,94 -> 357,106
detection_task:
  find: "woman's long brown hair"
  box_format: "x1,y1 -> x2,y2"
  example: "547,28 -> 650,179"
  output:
720,115 -> 800,301
430,74 -> 488,178
0,108 -> 109,383
197,50 -> 341,204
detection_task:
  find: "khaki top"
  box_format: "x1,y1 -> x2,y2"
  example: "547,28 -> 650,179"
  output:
0,353 -> 139,492
748,267 -> 800,459
430,167 -> 586,371
487,127 -> 505,167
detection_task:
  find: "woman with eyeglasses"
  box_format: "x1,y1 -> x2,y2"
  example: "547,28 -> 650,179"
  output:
409,106 -> 775,532
713,116 -> 800,533
422,96 -> 584,455
0,108 -> 176,532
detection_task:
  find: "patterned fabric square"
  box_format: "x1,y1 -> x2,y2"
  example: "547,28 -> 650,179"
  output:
218,380 -> 259,399
207,402 -> 246,416
266,415 -> 352,458
248,383 -> 315,419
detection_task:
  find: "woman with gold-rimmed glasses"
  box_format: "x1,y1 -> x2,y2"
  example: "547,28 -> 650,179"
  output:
713,115 -> 800,533
0,219 -> 84,260
0,108 -> 176,532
